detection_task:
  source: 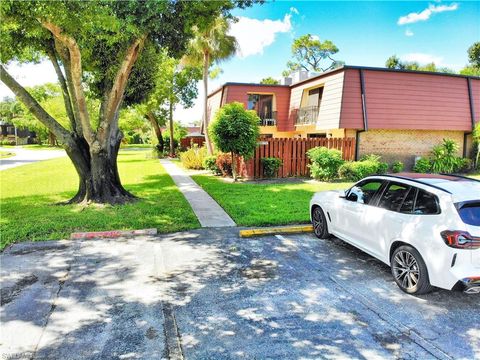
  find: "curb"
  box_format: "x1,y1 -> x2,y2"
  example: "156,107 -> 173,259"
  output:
239,225 -> 313,238
71,228 -> 157,240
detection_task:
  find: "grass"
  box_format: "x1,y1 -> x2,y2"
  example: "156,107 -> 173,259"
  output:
0,150 -> 199,249
0,151 -> 15,159
0,144 -> 63,151
191,174 -> 352,227
120,143 -> 154,148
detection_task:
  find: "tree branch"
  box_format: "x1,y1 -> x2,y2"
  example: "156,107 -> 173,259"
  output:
1,65 -> 73,146
40,20 -> 94,144
102,36 -> 147,130
46,40 -> 77,132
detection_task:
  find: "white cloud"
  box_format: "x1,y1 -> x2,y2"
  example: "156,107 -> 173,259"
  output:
405,29 -> 414,37
401,53 -> 444,64
290,7 -> 299,15
397,3 -> 458,25
0,61 -> 58,99
229,13 -> 292,58
311,35 -> 320,41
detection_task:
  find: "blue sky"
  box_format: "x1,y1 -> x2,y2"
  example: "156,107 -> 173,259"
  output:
177,0 -> 479,122
1,1 -> 479,123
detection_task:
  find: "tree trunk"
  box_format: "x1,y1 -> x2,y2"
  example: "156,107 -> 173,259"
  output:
169,102 -> 175,157
231,151 -> 237,182
147,112 -> 164,153
48,131 -> 57,147
64,134 -> 136,205
203,52 -> 214,155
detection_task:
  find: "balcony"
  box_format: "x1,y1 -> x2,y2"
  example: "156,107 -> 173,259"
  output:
258,111 -> 277,126
295,106 -> 319,125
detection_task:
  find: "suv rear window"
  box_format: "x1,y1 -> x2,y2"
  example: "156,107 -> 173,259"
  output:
414,190 -> 440,215
456,202 -> 480,226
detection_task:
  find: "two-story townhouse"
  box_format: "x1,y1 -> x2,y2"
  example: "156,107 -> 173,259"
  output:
206,66 -> 479,167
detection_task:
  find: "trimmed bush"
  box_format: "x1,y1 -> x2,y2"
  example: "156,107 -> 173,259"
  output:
179,145 -> 206,169
391,161 -> 404,173
203,155 -> 221,175
261,157 -> 282,178
413,157 -> 432,173
215,153 -> 233,177
338,154 -> 389,181
307,147 -> 345,181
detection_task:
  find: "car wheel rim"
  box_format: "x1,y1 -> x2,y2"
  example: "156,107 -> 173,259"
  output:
392,251 -> 419,290
313,209 -> 324,235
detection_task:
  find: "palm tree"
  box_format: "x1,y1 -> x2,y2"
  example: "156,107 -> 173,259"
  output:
184,17 -> 237,154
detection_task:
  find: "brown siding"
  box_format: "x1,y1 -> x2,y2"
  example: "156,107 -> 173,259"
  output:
340,69 -> 364,129
206,89 -> 223,122
363,70 -> 472,131
225,85 -> 292,131
471,78 -> 480,123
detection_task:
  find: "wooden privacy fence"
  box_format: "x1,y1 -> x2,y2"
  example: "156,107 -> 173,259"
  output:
244,137 -> 356,179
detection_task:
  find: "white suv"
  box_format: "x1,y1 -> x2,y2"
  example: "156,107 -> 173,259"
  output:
310,173 -> 480,295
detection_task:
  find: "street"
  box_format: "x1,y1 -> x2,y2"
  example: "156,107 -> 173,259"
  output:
0,147 -> 66,171
1,228 -> 479,359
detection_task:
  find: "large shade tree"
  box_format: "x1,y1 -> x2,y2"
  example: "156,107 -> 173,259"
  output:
183,16 -> 238,154
0,0 -> 254,204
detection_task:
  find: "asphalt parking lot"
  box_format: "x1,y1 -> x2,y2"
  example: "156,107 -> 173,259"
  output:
1,228 -> 479,359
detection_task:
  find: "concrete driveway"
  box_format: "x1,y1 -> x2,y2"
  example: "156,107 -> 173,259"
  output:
1,229 -> 478,359
0,146 -> 66,171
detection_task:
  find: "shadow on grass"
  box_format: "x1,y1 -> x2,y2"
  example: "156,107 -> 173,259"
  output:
0,173 -> 199,249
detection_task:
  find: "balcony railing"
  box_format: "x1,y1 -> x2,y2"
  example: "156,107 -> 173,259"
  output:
258,111 -> 277,126
295,106 -> 319,125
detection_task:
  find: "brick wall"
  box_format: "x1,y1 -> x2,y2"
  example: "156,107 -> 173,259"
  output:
358,129 -> 467,168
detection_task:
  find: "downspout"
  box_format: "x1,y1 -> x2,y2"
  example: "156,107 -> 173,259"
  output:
464,78 -> 476,158
355,69 -> 368,161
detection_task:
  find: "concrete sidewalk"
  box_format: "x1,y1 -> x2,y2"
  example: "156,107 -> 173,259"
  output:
160,159 -> 236,227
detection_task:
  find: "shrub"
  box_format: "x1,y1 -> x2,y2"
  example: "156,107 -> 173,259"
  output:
203,155 -> 221,175
458,157 -> 473,172
209,102 -> 260,180
215,153 -> 233,177
338,161 -> 380,181
307,147 -> 344,181
431,138 -> 461,174
261,157 -> 282,178
413,157 -> 432,173
391,161 -> 404,173
338,154 -> 389,181
179,145 -> 207,170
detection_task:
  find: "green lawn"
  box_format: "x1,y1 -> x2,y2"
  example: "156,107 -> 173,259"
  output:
1,144 -> 63,151
0,151 -> 15,159
0,151 -> 199,249
191,174 -> 352,227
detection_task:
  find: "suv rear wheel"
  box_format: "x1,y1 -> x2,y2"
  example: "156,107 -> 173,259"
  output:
391,245 -> 434,295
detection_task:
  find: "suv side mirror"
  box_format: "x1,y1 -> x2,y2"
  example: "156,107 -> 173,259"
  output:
347,193 -> 358,202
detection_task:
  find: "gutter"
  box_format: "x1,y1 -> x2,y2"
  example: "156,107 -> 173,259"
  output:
464,78 -> 476,158
355,69 -> 369,161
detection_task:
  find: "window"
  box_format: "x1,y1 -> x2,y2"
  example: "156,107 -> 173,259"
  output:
378,182 -> 411,212
307,133 -> 327,138
307,87 -> 324,107
456,202 -> 480,226
414,190 -> 440,215
400,188 -> 416,214
346,180 -> 384,205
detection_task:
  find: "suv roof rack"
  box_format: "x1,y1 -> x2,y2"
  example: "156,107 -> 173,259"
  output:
375,174 -> 453,194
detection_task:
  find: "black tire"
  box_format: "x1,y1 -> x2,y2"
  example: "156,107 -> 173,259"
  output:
391,245 -> 434,295
312,206 -> 329,239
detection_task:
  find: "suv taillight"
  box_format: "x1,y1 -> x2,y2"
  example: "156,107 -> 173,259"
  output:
441,231 -> 480,249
